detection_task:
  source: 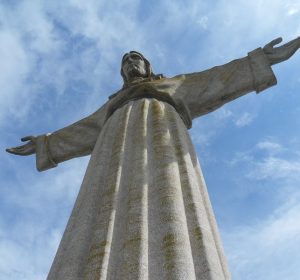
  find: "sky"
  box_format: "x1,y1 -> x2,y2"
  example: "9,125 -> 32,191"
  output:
0,0 -> 300,279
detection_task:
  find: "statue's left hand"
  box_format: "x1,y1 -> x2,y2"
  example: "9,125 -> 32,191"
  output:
263,37 -> 300,65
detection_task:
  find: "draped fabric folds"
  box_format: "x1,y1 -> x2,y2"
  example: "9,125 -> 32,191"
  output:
47,99 -> 230,280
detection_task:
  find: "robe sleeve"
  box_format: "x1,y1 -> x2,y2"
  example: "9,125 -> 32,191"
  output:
35,103 -> 108,172
173,47 -> 277,119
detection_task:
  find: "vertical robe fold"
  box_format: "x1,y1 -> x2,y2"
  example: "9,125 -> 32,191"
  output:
34,48 -> 276,280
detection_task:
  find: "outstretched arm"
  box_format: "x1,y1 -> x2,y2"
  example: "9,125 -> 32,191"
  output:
6,104 -> 108,171
173,37 -> 299,120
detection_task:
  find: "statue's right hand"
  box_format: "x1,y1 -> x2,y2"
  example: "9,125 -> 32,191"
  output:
6,136 -> 36,156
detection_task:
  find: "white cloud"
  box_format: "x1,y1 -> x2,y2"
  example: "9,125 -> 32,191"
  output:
256,140 -> 282,154
196,16 -> 208,30
248,156 -> 300,180
224,190 -> 300,280
0,1 -> 64,125
285,3 -> 300,16
227,150 -> 254,166
16,1 -> 62,54
229,139 -> 300,181
235,112 -> 255,127
0,226 -> 60,280
0,30 -> 33,123
0,0 -> 147,125
214,108 -> 233,120
189,0 -> 300,68
0,157 -> 88,279
191,108 -> 233,147
4,157 -> 88,212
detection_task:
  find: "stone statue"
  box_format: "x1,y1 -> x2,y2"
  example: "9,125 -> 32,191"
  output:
6,37 -> 300,280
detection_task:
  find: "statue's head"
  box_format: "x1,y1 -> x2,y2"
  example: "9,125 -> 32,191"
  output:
121,51 -> 163,88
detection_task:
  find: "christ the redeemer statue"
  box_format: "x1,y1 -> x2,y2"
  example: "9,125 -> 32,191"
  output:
7,37 -> 300,280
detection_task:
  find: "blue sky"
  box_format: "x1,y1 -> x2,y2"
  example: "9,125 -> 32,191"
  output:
1,0 -> 300,279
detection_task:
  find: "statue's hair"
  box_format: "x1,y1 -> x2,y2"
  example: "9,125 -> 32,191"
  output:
121,51 -> 164,88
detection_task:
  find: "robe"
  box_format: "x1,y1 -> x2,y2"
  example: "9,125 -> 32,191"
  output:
35,48 -> 276,280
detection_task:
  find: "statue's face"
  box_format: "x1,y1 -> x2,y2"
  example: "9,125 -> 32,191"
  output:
122,53 -> 147,81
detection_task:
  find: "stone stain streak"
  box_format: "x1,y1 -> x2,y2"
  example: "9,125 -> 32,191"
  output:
83,104 -> 133,279
167,107 -> 229,279
110,99 -> 149,279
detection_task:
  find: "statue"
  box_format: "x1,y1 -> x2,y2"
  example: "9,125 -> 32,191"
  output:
6,37 -> 300,280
